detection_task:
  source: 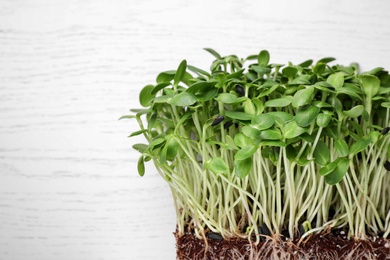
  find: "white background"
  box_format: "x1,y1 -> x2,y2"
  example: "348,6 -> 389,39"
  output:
0,0 -> 389,259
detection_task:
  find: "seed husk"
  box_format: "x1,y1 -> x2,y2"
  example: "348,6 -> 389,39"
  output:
211,115 -> 224,126
281,229 -> 289,239
298,224 -> 305,238
384,160 -> 390,171
236,85 -> 245,97
381,127 -> 390,135
223,120 -> 233,129
207,232 -> 223,241
258,223 -> 271,242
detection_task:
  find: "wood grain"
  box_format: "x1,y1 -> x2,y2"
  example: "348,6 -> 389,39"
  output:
0,0 -> 389,259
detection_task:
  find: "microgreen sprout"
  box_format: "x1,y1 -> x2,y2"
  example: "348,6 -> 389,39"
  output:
124,49 -> 390,242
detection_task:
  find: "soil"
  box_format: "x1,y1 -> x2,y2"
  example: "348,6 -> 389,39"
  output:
175,229 -> 390,260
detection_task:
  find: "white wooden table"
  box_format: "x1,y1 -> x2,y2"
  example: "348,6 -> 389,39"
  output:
0,0 -> 389,259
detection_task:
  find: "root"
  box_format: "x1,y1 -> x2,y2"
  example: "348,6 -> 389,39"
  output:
176,230 -> 390,260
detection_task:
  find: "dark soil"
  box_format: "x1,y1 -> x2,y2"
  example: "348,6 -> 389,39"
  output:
175,229 -> 390,259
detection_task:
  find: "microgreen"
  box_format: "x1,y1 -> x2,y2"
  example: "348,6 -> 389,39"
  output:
124,49 -> 390,242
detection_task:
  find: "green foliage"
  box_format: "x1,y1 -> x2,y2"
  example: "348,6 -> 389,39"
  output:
205,157 -> 229,174
125,50 -> 390,241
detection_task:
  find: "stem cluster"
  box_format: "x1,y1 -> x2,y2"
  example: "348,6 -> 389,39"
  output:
125,49 -> 390,242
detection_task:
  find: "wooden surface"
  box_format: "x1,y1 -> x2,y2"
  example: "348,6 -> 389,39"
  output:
0,0 -> 390,259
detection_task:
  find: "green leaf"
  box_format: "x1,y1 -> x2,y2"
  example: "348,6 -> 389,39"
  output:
381,102 -> 390,108
134,109 -> 153,117
205,157 -> 229,174
260,140 -> 286,147
160,142 -> 168,164
361,74 -> 380,98
234,133 -> 251,148
362,109 -> 370,121
313,82 -> 335,93
336,86 -> 363,100
154,94 -> 174,103
369,131 -> 380,145
268,111 -> 294,123
284,121 -> 308,139
174,111 -> 193,132
211,59 -> 226,72
207,140 -> 229,149
251,65 -> 272,74
235,144 -> 258,160
300,133 -> 315,143
334,139 -> 350,157
186,81 -> 216,94
187,65 -> 211,77
226,135 -> 239,150
379,87 -> 390,95
313,101 -> 333,108
319,157 -> 344,176
156,70 -> 176,84
137,156 -> 145,176
324,158 -> 350,185
151,82 -> 171,95
149,137 -> 166,150
313,62 -> 326,75
246,54 -> 258,60
242,126 -> 261,138
262,147 -> 279,164
363,67 -> 384,76
139,85 -> 156,107
290,75 -> 311,85
166,137 -> 179,161
129,129 -> 147,137
297,157 -> 312,166
286,145 -> 298,160
252,99 -> 265,114
282,66 -> 298,79
181,72 -> 193,86
328,96 -> 343,112
147,113 -> 157,130
225,111 -> 253,121
260,128 -> 282,140
204,48 -> 222,59
264,96 -> 293,107
118,115 -> 136,120
258,84 -> 279,98
295,105 -> 320,127
316,113 -> 332,127
258,50 -> 270,66
234,158 -> 252,178
350,137 -> 371,156
326,72 -> 344,89
251,114 -> 275,130
215,93 -> 239,104
227,68 -> 245,79
284,86 -> 298,95
298,59 -> 313,68
317,57 -> 336,64
174,60 -> 187,87
313,140 -> 330,166
168,92 -> 197,106
196,88 -> 219,101
342,105 -> 365,118
292,86 -> 315,108
324,125 -> 338,139
147,112 -> 156,129
244,99 -> 256,115
132,143 -> 148,153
